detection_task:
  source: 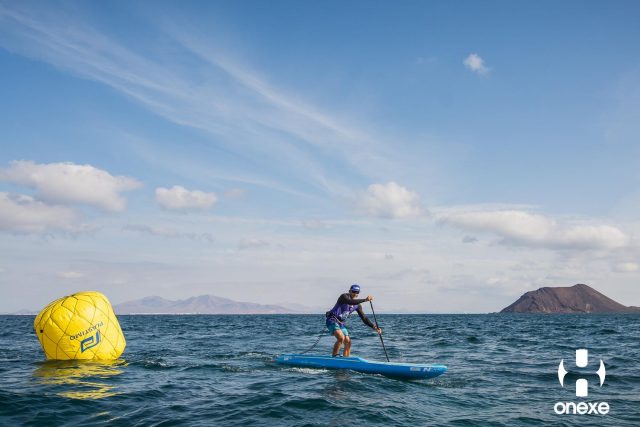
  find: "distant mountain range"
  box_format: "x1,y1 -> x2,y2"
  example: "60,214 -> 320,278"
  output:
6,285 -> 637,315
501,283 -> 640,313
0,294 -> 322,315
114,294 -> 318,314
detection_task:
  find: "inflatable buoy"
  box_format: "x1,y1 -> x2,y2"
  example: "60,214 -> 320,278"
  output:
34,291 -> 126,360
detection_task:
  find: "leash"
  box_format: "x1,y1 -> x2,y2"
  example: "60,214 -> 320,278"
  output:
300,311 -> 355,355
300,330 -> 325,354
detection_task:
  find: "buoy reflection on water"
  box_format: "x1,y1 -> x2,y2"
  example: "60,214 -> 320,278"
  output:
33,359 -> 126,400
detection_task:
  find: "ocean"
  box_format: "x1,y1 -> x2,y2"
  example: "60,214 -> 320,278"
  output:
0,314 -> 638,426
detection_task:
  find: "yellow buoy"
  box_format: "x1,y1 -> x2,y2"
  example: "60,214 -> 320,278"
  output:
34,291 -> 126,360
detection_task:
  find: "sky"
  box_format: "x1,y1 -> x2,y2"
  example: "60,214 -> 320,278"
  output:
1,0 -> 639,313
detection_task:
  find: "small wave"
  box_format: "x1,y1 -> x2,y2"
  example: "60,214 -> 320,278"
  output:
224,365 -> 249,373
3,314 -> 639,425
239,352 -> 265,357
289,367 -> 328,375
178,363 -> 221,372
421,378 -> 466,388
137,359 -> 172,370
206,351 -> 271,362
238,351 -> 273,362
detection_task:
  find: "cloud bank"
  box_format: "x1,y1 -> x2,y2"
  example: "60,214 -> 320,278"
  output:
0,160 -> 141,212
123,224 -> 215,242
613,262 -> 639,273
0,192 -> 78,233
238,238 -> 270,250
439,209 -> 630,250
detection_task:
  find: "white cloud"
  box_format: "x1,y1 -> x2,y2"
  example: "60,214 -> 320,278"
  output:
0,192 -> 78,233
462,235 -> 479,244
155,185 -> 217,210
0,161 -> 141,212
463,53 -> 490,76
223,188 -> 248,199
123,224 -> 215,242
438,209 -> 630,250
360,182 -> 423,219
238,238 -> 270,250
613,262 -> 639,273
57,271 -> 84,279
301,220 -> 327,230
0,6 -> 392,198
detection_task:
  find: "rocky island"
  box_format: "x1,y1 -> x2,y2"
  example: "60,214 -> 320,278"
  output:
501,283 -> 640,313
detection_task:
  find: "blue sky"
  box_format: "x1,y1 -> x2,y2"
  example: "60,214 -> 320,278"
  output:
1,0 -> 639,312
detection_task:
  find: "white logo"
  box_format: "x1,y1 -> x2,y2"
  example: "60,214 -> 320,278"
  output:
558,349 -> 606,397
554,349 -> 609,415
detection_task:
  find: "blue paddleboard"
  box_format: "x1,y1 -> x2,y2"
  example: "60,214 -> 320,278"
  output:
274,354 -> 447,379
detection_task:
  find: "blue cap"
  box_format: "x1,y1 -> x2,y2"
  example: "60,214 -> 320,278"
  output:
349,284 -> 361,293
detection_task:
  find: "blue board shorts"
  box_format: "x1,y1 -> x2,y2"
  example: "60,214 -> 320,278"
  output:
326,318 -> 349,336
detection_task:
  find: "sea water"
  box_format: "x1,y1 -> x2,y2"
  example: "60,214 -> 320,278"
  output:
0,314 -> 638,426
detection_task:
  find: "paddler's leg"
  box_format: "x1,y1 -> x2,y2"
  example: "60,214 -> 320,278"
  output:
332,330 -> 345,357
340,325 -> 351,357
343,335 -> 351,357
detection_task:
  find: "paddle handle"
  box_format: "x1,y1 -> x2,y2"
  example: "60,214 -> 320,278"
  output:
369,301 -> 390,362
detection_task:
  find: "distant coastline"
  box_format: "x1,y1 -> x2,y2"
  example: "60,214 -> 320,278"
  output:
6,285 -> 640,315
113,294 -> 322,315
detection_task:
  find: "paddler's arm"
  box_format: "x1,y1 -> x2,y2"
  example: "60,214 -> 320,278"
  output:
339,293 -> 369,305
356,305 -> 377,329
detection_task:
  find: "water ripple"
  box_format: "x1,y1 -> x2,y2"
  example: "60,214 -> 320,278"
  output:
0,314 -> 638,425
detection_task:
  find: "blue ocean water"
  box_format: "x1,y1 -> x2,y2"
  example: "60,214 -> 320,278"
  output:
0,314 -> 638,426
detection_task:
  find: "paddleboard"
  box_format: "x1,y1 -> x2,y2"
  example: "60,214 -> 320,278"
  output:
274,354 -> 447,379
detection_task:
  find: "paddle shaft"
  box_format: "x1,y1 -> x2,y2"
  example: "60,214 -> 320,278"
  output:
369,301 -> 390,362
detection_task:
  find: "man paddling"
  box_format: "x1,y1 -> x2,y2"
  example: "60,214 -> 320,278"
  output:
326,284 -> 382,357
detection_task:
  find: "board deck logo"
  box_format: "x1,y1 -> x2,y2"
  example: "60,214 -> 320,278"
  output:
554,349 -> 609,415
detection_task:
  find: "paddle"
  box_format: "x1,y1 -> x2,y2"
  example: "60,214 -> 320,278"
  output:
369,301 -> 390,362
